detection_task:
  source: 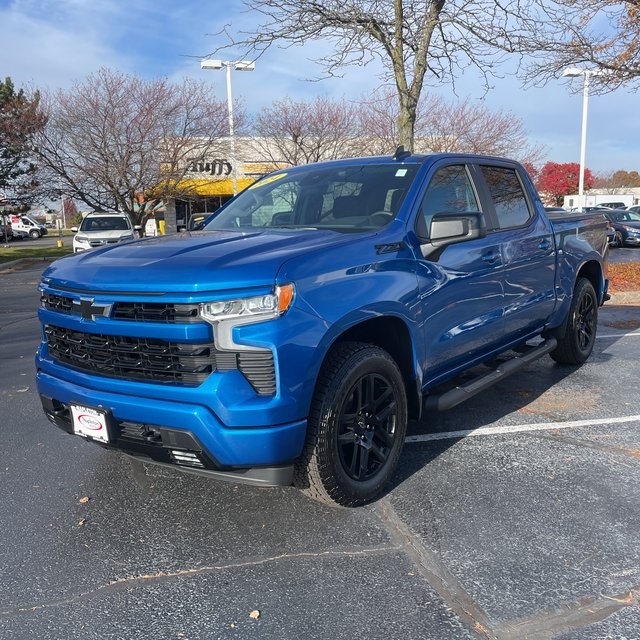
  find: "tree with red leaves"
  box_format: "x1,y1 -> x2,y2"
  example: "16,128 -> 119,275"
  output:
536,162 -> 594,207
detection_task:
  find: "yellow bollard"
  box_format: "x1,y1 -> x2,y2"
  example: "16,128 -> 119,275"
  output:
57,239 -> 64,248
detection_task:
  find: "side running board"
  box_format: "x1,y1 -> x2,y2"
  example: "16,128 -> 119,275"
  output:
423,338 -> 558,412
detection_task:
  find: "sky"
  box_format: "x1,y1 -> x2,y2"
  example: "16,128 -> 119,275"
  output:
1,0 -> 638,175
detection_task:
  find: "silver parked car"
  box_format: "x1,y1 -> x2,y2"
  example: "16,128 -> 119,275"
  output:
72,212 -> 142,253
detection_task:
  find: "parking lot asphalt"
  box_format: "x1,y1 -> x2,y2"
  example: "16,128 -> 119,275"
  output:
1,262 -> 638,640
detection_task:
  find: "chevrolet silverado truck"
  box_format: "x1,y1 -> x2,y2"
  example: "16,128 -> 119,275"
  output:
36,151 -> 609,507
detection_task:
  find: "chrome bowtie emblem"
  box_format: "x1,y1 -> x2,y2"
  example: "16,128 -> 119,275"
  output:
72,297 -> 112,321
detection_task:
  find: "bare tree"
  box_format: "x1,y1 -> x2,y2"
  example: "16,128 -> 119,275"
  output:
251,96 -> 360,165
526,1 -> 640,91
419,96 -> 546,167
214,0 -> 563,151
352,89 -> 399,156
35,68 -> 233,224
356,88 -> 546,165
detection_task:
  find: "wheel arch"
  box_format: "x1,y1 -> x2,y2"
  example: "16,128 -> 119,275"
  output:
577,259 -> 605,303
545,262 -> 603,342
318,316 -> 422,421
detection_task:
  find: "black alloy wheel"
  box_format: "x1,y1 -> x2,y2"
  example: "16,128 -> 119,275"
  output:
575,286 -> 596,352
295,342 -> 408,507
550,277 -> 598,364
336,372 -> 398,482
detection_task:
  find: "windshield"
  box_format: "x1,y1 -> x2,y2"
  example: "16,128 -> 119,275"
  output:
80,216 -> 131,232
203,163 -> 420,233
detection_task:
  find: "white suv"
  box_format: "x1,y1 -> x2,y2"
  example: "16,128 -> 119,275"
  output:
72,212 -> 141,253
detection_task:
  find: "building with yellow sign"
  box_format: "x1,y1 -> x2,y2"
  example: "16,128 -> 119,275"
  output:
163,137 -> 288,232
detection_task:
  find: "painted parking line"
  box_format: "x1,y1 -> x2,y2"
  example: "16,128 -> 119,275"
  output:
597,332 -> 640,339
405,415 -> 640,444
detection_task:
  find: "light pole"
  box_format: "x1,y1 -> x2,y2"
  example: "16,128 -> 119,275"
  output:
201,58 -> 255,196
562,67 -> 608,211
59,191 -> 66,230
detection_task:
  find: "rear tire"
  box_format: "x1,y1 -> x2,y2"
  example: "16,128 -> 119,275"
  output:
294,342 -> 407,507
550,277 -> 598,364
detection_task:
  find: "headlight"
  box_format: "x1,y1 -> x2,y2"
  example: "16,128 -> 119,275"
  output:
622,225 -> 639,234
200,284 -> 295,322
119,233 -> 134,241
75,235 -> 89,243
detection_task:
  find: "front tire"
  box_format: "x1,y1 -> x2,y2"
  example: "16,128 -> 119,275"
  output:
550,277 -> 598,364
294,342 -> 408,507
29,229 -> 40,239
612,230 -> 624,248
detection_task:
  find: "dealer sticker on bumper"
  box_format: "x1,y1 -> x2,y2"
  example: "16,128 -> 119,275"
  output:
70,404 -> 110,443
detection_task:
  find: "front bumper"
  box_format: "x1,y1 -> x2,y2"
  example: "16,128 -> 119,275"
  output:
37,371 -> 306,486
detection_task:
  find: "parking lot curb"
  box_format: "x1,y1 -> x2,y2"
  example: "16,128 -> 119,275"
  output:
608,290 -> 640,305
0,257 -> 52,274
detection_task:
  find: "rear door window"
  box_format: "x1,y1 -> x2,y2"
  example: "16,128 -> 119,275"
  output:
479,166 -> 532,229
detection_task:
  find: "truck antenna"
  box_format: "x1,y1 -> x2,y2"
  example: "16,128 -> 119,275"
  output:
393,145 -> 410,160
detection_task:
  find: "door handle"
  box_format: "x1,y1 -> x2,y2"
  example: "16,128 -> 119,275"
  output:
538,239 -> 552,251
482,251 -> 500,264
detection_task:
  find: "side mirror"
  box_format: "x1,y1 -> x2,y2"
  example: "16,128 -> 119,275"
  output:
133,225 -> 142,231
430,213 -> 483,243
418,211 -> 485,258
71,226 -> 78,233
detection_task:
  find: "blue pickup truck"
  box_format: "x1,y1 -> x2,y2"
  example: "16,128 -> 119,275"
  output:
36,151 -> 609,506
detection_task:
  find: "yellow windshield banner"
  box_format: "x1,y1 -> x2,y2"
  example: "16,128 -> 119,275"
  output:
248,173 -> 287,190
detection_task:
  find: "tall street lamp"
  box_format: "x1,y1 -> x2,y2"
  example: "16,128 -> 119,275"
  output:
562,67 -> 608,211
201,58 -> 255,196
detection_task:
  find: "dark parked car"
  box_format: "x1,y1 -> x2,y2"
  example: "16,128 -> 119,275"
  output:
603,209 -> 640,247
598,202 -> 627,210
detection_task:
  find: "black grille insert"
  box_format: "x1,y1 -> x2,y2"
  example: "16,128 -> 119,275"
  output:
113,302 -> 201,323
40,292 -> 74,314
40,292 -> 201,324
45,324 -> 217,385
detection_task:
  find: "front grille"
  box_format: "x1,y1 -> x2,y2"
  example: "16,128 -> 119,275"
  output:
41,292 -> 74,314
113,302 -> 201,323
45,324 -> 217,385
44,324 -> 277,393
41,292 -> 201,325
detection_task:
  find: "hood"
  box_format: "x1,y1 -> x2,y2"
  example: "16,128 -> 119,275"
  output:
42,229 -> 354,293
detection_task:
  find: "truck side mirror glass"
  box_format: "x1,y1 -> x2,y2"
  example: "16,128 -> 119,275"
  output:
430,213 -> 483,243
418,211 -> 485,258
